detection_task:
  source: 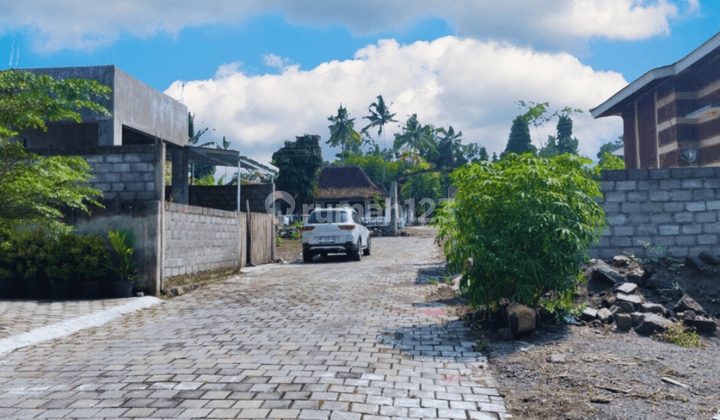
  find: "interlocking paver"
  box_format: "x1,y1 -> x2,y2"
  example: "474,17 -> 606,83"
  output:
0,231 -> 508,419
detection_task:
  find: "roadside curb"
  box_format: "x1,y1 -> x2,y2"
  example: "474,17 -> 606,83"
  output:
0,296 -> 162,357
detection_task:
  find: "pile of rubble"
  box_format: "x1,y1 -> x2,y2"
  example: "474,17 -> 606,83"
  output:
581,255 -> 719,335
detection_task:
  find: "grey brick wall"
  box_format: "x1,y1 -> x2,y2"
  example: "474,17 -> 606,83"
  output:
29,145 -> 158,202
163,202 -> 243,278
590,167 -> 720,260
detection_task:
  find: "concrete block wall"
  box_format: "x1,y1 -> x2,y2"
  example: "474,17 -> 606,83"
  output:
29,145 -> 159,202
167,184 -> 274,213
591,167 -> 720,260
163,202 -> 243,278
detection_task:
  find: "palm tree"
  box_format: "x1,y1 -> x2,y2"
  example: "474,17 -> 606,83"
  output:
436,126 -> 463,169
394,114 -> 438,158
327,104 -> 361,155
362,95 -> 397,144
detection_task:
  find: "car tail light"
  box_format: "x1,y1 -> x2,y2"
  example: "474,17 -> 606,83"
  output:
339,225 -> 355,230
301,226 -> 315,231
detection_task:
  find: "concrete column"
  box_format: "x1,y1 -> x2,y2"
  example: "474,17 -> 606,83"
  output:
98,120 -> 114,146
153,140 -> 166,201
171,146 -> 189,204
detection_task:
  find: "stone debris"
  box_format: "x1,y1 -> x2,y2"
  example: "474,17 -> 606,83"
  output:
615,282 -> 638,295
580,254 -> 720,337
507,302 -> 536,334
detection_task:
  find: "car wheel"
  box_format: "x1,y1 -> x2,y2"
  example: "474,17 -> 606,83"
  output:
363,236 -> 371,256
303,249 -> 314,263
320,252 -> 328,259
352,239 -> 362,261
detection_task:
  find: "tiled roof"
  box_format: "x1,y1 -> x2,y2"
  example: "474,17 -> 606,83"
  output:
315,166 -> 387,200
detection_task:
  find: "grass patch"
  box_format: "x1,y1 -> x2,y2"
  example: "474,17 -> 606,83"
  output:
654,323 -> 704,348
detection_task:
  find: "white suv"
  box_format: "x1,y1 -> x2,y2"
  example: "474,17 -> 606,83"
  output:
301,208 -> 371,263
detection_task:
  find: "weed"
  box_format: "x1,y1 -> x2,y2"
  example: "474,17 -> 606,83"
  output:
318,400 -> 325,408
474,340 -> 489,351
428,279 -> 439,285
654,323 -> 704,347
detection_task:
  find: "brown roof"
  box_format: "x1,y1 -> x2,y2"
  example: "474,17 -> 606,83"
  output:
315,166 -> 387,200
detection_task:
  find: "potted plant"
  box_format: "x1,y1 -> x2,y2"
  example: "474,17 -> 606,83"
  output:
108,229 -> 137,298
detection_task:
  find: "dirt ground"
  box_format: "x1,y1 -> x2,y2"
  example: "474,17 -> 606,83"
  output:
426,256 -> 720,420
275,237 -> 303,263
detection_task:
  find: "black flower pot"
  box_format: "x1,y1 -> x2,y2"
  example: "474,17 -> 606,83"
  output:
51,281 -> 72,301
27,280 -> 49,300
79,281 -> 100,300
0,279 -> 16,299
109,280 -> 133,298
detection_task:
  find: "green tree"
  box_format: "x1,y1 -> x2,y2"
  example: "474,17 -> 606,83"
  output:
597,137 -> 624,166
0,69 -> 110,239
436,153 -> 607,310
555,115 -> 579,155
327,104 -> 362,157
394,114 -> 438,158
538,135 -> 558,158
501,116 -> 536,159
362,95 -> 397,143
272,134 -> 324,214
188,112 -> 217,181
596,152 -> 625,171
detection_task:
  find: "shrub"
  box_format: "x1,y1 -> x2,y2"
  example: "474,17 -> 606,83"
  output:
435,153 -> 607,310
45,233 -> 110,283
4,228 -> 54,282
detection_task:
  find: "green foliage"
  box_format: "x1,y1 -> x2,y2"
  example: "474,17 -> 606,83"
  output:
0,70 -> 110,239
597,152 -> 625,171
0,141 -> 103,239
45,234 -> 110,283
108,229 -> 137,281
0,228 -> 55,281
0,69 -> 111,139
436,153 -> 607,310
327,104 -> 362,155
597,137 -> 624,166
272,134 -> 324,214
401,171 -> 442,217
502,116 -> 536,158
394,114 -> 438,159
362,95 -> 397,138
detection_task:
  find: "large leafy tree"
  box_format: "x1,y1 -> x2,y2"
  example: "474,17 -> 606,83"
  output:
0,69 -> 110,238
555,115 -> 579,155
327,104 -> 362,157
272,134 -> 324,214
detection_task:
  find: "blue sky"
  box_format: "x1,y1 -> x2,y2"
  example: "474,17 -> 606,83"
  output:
0,1 -> 716,169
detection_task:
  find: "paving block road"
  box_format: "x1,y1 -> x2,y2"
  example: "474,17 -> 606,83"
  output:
0,232 -> 509,419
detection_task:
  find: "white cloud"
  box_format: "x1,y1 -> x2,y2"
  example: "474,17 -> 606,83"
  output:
262,54 -> 297,73
164,36 -> 627,166
0,0 -> 699,53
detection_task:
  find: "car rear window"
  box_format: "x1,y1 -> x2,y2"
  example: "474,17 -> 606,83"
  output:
308,210 -> 349,224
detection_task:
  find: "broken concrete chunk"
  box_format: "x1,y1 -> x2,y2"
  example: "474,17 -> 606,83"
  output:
581,307 -> 598,321
597,308 -> 614,323
630,312 -> 644,327
672,294 -> 707,317
590,259 -> 627,287
615,282 -> 638,295
615,313 -> 632,331
507,302 -> 536,334
609,305 -> 622,316
684,316 -> 717,334
616,293 -> 643,306
684,256 -> 714,278
612,255 -> 631,267
614,301 -> 634,313
634,313 -> 674,336
626,268 -> 646,286
640,302 -> 667,316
